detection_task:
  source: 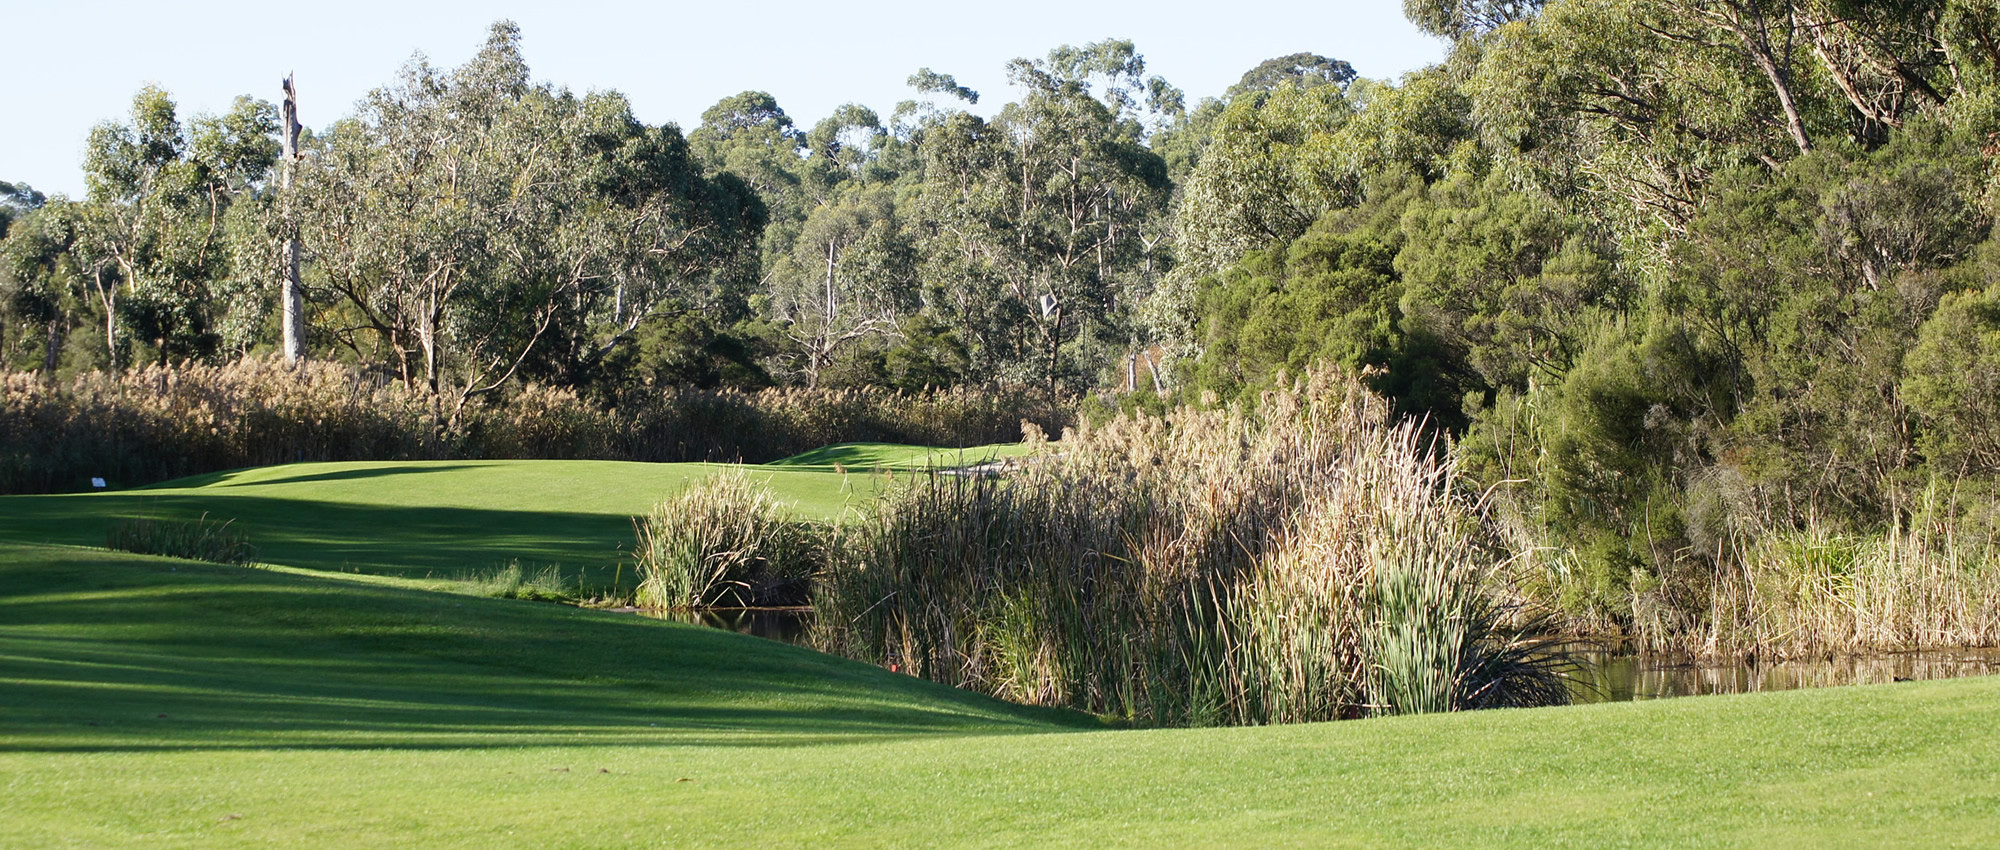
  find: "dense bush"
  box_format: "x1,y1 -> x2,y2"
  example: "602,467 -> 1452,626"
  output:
0,357 -> 1071,494
812,369 -> 1567,725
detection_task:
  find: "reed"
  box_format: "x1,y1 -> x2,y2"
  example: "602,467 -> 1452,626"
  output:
813,369 -> 1570,726
633,472 -> 820,612
0,357 -> 1072,494
105,513 -> 258,566
1689,483 -> 2000,657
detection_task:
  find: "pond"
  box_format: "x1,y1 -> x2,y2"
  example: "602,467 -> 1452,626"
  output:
655,607 -> 2000,704
1564,642 -> 2000,703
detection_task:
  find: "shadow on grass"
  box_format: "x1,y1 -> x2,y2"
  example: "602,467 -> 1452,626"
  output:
202,463 -> 492,489
129,463 -> 489,491
0,545 -> 1091,754
0,493 -> 638,584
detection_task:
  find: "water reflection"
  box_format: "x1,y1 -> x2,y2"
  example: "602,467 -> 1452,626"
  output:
1563,643 -> 2000,703
635,606 -> 2000,704
646,607 -> 812,644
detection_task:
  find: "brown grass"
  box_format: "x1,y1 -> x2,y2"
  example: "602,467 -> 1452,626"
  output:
812,369 -> 1568,726
0,357 -> 1070,493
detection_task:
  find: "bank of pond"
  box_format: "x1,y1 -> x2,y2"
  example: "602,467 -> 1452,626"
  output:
680,606 -> 2000,706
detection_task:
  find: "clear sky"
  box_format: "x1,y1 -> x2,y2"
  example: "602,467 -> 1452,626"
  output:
3,1 -> 1447,199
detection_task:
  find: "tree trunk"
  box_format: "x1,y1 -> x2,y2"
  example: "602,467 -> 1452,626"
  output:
42,319 -> 61,373
280,74 -> 307,365
1720,1 -> 1815,154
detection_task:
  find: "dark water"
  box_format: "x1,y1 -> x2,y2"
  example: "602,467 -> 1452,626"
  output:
653,607 -> 2000,703
692,607 -> 812,644
1564,642 -> 2000,703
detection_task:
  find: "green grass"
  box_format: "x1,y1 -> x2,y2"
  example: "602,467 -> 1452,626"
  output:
0,456 -> 950,585
766,440 -> 1029,470
3,447 -> 1998,846
3,542 -> 1997,847
0,446 -> 1020,586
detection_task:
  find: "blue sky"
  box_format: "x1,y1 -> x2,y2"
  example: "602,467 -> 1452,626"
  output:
3,1 -> 1447,199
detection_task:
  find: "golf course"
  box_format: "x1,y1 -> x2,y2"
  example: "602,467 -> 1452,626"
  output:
3,447 -> 1997,848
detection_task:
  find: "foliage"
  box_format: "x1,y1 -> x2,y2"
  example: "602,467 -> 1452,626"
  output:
292,22 -> 763,420
909,40 -> 1177,392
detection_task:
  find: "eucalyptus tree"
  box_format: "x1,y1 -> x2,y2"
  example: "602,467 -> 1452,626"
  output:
1228,52 -> 1359,96
78,87 -> 277,366
689,92 -> 809,276
1466,0 -> 1987,264
765,184 -> 917,385
1405,0 -> 1548,39
0,181 -> 44,239
1468,0 -> 1812,258
0,200 -> 80,371
1156,61 -> 1373,357
756,106 -> 922,386
293,22 -> 762,418
911,40 -> 1178,391
1173,82 -> 1356,278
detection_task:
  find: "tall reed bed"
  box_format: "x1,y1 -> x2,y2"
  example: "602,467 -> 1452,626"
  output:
1687,486 -> 2000,657
0,358 -> 1070,493
633,472 -> 821,611
812,370 -> 1566,725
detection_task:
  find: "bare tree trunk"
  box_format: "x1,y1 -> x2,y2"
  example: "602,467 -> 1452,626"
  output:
280,74 -> 307,365
1716,0 -> 1815,154
43,319 -> 61,373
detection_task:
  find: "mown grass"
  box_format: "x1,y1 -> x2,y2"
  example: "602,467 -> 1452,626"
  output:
3,541 -> 1997,848
0,450 -> 1003,587
765,440 -> 1029,470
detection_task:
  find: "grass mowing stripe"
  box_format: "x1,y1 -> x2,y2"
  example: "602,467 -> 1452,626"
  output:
4,450 -> 1998,847
0,543 -> 1090,753
5,542 -> 1999,847
0,459 -> 910,586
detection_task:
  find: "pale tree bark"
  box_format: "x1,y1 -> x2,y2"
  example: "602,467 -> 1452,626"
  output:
280,74 -> 307,365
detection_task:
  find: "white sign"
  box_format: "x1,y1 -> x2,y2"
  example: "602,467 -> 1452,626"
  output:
90,478 -> 106,488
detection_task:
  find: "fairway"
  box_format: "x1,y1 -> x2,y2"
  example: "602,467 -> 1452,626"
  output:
3,543 -> 1997,847
0,444 -> 1018,583
3,454 -> 1998,847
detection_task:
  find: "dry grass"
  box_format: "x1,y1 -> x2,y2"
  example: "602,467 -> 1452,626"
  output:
633,472 -> 821,611
0,357 -> 1070,493
813,369 -> 1568,726
106,513 -> 257,566
1692,488 -> 2000,657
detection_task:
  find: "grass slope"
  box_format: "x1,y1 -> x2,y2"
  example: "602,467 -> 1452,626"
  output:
3,542 -> 1997,848
0,448 -> 1008,582
5,450 -> 1998,846
766,440 -> 1029,470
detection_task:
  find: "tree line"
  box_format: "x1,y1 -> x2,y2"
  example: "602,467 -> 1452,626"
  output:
9,4 -> 2000,630
1,23 -> 1206,404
